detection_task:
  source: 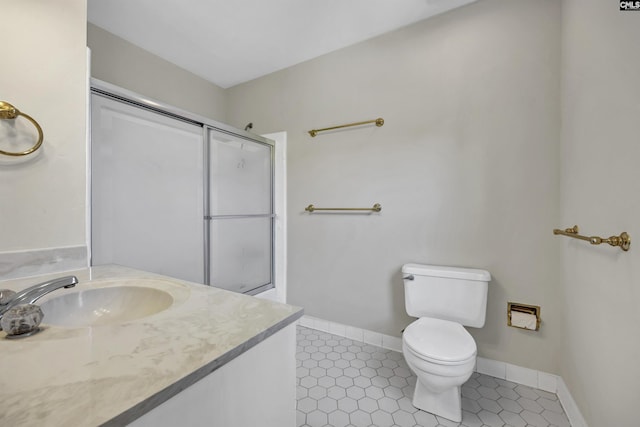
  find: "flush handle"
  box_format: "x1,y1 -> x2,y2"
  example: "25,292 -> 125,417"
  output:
403,275 -> 414,281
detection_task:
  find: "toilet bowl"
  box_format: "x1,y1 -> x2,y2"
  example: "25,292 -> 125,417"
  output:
402,317 -> 477,422
401,263 -> 491,422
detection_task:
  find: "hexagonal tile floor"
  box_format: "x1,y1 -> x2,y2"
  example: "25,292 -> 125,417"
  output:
296,326 -> 570,427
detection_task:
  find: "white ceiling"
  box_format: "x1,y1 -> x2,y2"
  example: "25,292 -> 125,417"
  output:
88,0 -> 477,89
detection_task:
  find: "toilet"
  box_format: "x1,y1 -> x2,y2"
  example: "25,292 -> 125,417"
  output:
401,263 -> 491,422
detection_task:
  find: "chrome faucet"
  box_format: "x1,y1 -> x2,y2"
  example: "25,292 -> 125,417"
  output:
0,275 -> 78,321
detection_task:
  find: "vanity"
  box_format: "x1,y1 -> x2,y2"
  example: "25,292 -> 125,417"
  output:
0,265 -> 302,426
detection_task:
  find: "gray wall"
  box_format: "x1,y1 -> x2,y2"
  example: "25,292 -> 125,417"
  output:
226,0 -> 562,374
88,23 -> 227,121
1,0 -> 87,251
560,0 -> 640,425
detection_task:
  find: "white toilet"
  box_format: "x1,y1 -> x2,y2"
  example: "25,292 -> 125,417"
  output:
401,263 -> 491,422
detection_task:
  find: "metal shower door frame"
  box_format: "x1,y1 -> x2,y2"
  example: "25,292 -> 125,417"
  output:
90,78 -> 275,294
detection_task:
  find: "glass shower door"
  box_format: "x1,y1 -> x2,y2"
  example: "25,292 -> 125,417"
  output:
91,94 -> 205,284
207,129 -> 274,294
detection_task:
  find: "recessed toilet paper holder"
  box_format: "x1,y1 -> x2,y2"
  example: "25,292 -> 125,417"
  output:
507,302 -> 541,331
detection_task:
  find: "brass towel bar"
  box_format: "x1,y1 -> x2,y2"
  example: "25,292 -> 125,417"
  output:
305,203 -> 382,213
553,225 -> 631,251
0,101 -> 44,157
308,118 -> 384,137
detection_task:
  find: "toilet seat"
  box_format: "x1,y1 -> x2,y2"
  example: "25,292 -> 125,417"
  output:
403,318 -> 476,365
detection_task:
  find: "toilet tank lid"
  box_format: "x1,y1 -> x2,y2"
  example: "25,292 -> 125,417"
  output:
402,263 -> 491,281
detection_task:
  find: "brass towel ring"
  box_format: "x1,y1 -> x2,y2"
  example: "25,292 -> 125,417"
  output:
0,101 -> 44,157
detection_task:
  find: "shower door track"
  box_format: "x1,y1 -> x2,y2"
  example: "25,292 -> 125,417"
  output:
90,80 -> 273,146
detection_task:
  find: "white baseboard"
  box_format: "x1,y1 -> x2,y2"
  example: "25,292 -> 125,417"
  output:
297,314 -> 588,427
475,357 -> 558,393
557,376 -> 588,427
471,358 -> 587,427
298,315 -> 403,352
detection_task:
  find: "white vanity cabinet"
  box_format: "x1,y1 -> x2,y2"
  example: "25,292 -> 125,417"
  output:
128,324 -> 297,427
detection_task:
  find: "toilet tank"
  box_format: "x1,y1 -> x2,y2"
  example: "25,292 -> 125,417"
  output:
402,263 -> 491,328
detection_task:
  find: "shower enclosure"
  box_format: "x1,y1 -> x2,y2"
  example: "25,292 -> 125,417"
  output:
90,82 -> 275,295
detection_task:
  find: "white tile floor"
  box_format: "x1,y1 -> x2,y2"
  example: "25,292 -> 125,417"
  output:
296,326 -> 570,427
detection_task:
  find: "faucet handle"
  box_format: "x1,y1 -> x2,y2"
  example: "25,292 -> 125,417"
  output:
0,289 -> 16,305
1,304 -> 44,338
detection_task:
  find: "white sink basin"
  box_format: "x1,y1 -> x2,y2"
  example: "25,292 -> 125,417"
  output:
40,285 -> 173,328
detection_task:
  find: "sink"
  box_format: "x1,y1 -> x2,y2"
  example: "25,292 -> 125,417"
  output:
39,285 -> 173,328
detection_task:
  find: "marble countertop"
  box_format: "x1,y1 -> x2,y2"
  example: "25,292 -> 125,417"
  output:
0,265 -> 303,426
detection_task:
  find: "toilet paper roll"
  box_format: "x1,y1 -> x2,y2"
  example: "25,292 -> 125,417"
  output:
510,311 -> 538,330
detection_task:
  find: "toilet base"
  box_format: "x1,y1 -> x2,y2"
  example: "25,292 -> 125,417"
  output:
412,380 -> 462,422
